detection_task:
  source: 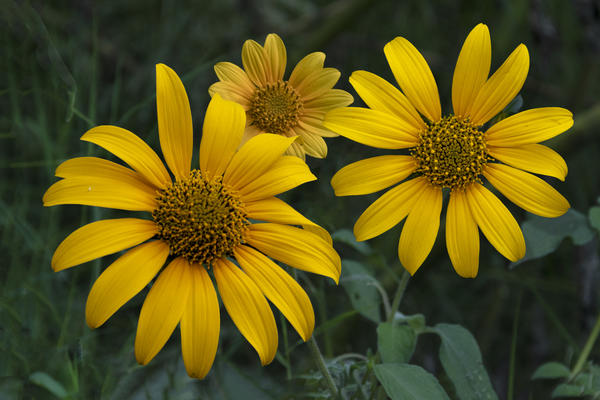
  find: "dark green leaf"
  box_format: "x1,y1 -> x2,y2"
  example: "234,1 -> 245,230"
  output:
374,363 -> 450,400
532,362 -> 571,379
340,260 -> 381,323
377,322 -> 417,363
29,372 -> 68,399
551,383 -> 585,398
332,229 -> 371,255
589,206 -> 600,232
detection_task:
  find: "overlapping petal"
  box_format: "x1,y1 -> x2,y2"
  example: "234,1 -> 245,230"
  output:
289,52 -> 326,88
242,39 -> 271,86
446,190 -> 480,278
264,33 -> 287,81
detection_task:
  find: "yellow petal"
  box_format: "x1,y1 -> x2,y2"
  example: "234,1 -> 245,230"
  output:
484,163 -> 570,218
246,223 -> 340,283
200,94 -> 246,180
485,107 -> 574,146
301,131 -> 328,159
156,64 -> 193,181
303,89 -> 354,112
446,190 -> 480,278
323,107 -> 419,149
214,62 -> 255,93
55,157 -> 140,181
398,184 -> 442,275
52,218 -> 157,271
349,70 -> 425,131
452,24 -> 491,118
135,257 -> 192,365
264,33 -> 287,81
81,125 -> 171,189
297,117 -> 338,138
213,257 -> 278,366
242,39 -> 271,86
384,36 -> 441,122
85,240 -> 169,328
235,245 -> 314,341
180,264 -> 220,379
294,68 -> 341,101
488,144 -> 567,181
286,139 -> 306,160
469,44 -> 529,126
465,183 -> 525,261
223,134 -> 295,188
353,177 -> 428,241
288,52 -> 325,88
331,155 -> 416,196
209,81 -> 252,110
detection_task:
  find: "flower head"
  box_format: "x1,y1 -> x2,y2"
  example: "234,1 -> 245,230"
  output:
324,24 -> 572,278
210,33 -> 353,159
43,64 -> 340,378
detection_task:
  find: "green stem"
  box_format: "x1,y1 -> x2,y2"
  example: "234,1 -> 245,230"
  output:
507,290 -> 522,400
386,269 -> 411,322
309,336 -> 338,398
570,312 -> 600,379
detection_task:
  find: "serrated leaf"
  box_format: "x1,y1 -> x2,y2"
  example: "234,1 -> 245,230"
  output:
340,260 -> 381,323
29,372 -> 68,399
552,383 -> 585,398
433,323 -> 498,400
377,322 -> 417,363
589,207 -> 600,233
332,229 -> 371,255
374,363 -> 450,400
532,362 -> 571,379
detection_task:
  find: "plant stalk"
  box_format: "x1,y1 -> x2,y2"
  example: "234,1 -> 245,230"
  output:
309,336 -> 339,398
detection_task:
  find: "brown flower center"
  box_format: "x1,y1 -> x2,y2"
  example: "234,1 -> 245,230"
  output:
248,81 -> 303,135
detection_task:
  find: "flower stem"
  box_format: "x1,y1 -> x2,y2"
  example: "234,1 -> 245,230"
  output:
309,336 -> 338,398
386,269 -> 411,322
570,312 -> 600,379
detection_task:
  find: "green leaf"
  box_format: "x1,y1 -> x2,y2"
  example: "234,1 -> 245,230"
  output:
531,362 -> 571,380
374,363 -> 450,400
332,229 -> 371,255
340,260 -> 381,323
377,322 -> 417,363
589,206 -> 600,232
29,372 -> 68,399
514,209 -> 595,266
433,323 -> 498,400
551,383 -> 585,398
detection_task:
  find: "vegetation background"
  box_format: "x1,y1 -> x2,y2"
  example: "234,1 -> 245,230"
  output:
1,0 -> 599,399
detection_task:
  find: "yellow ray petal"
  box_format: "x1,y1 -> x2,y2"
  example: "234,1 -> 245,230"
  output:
452,24 -> 491,118
200,94 -> 246,180
246,223 -> 340,283
156,64 -> 193,181
468,44 -> 529,126
297,117 -> 338,138
242,39 -> 271,86
81,125 -> 171,189
85,240 -> 169,328
323,107 -> 419,149
55,157 -> 139,181
213,257 -> 278,366
52,218 -> 157,272
485,107 -> 573,146
264,33 -> 287,81
286,139 -> 306,160
484,163 -> 570,218
465,183 -> 525,261
353,177 -> 428,241
209,81 -> 252,110
446,190 -> 480,278
349,70 -> 426,131
303,89 -> 354,112
180,264 -> 220,379
223,134 -> 295,189
488,143 -> 567,181
214,61 -> 256,93
300,131 -> 328,159
135,257 -> 192,365
288,52 -> 326,88
235,245 -> 314,341
294,68 -> 341,101
384,36 -> 441,122
331,155 -> 416,196
398,184 -> 442,275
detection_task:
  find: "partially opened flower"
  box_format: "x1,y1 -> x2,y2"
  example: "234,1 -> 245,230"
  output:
324,24 -> 572,278
43,64 -> 340,378
209,33 -> 353,160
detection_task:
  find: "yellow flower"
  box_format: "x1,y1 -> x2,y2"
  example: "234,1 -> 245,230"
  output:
209,33 -> 353,160
324,24 -> 572,278
43,64 -> 340,378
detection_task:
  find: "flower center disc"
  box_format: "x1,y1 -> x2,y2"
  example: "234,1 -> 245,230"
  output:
248,81 -> 303,134
152,170 -> 249,265
411,116 -> 489,189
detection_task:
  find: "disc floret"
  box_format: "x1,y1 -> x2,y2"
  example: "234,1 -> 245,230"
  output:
248,81 -> 303,134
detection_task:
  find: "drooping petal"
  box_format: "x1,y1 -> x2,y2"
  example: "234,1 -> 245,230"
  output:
398,183 -> 442,275
353,177 -> 428,241
323,107 -> 419,149
446,190 -> 480,278
85,240 -> 169,328
465,183 -> 525,262
245,223 -> 340,283
200,94 -> 246,180
303,89 -> 354,112
294,68 -> 341,102
52,218 -> 157,271
81,125 -> 171,189
289,52 -> 326,88
484,163 -> 570,218
485,107 -> 573,147
214,62 -> 256,94
156,64 -> 193,180
135,257 -> 192,365
264,33 -> 287,81
452,23 -> 491,118
238,156 -> 316,202
383,37 -> 442,122
349,70 -> 425,131
468,44 -> 529,126
213,257 -> 278,366
180,264 -> 220,379
242,39 -> 271,86
488,143 -> 567,181
55,157 -> 141,182
234,245 -> 314,341
331,155 -> 416,196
